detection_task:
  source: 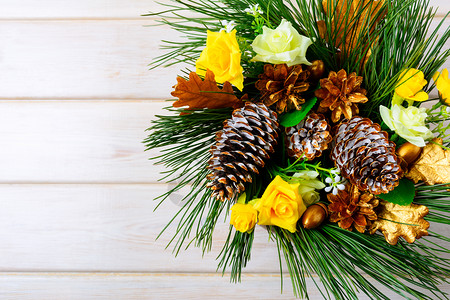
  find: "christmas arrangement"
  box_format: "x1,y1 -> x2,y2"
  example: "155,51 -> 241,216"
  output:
144,0 -> 450,298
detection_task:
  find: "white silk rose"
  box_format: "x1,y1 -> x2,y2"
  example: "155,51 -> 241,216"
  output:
380,104 -> 434,147
290,171 -> 325,207
251,19 -> 312,66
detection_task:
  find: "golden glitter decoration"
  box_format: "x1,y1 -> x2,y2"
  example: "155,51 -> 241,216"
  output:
369,200 -> 429,245
406,138 -> 450,185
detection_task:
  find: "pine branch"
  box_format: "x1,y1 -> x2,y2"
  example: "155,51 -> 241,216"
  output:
273,224 -> 450,300
144,106 -> 233,254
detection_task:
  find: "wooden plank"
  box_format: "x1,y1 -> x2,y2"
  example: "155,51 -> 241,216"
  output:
0,184 -> 283,272
0,272 -> 449,300
0,100 -> 166,183
0,184 -> 448,273
0,98 -> 444,184
0,0 -> 448,19
0,18 -> 448,100
0,20 -> 181,100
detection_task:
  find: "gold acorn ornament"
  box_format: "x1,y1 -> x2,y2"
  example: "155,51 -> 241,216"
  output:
396,142 -> 422,170
307,60 -> 325,82
302,203 -> 328,229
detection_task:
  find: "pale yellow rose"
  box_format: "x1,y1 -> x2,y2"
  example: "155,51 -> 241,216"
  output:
433,68 -> 450,105
291,171 -> 325,206
196,30 -> 244,91
251,19 -> 312,67
393,68 -> 428,106
253,175 -> 306,233
380,104 -> 433,147
230,203 -> 258,233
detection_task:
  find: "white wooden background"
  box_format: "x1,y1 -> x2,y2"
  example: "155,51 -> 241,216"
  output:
0,0 -> 449,299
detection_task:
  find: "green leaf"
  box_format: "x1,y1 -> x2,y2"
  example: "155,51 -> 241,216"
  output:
279,97 -> 317,127
377,178 -> 415,206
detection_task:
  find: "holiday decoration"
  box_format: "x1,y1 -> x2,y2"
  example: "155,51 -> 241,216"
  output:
327,184 -> 378,233
396,142 -> 422,168
301,203 -> 328,229
255,64 -> 310,113
369,200 -> 430,245
331,116 -> 403,194
315,69 -> 368,123
285,113 -> 331,160
145,0 -> 450,298
172,70 -> 244,110
207,102 -> 279,201
406,138 -> 450,185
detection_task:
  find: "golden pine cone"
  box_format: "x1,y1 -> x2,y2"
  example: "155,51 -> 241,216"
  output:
256,64 -> 310,114
315,69 -> 368,123
328,184 -> 379,233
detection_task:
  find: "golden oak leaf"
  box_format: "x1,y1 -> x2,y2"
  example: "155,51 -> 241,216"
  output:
171,70 -> 244,110
406,138 -> 450,185
369,200 -> 429,245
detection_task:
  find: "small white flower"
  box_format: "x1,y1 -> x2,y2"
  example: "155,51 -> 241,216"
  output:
325,173 -> 346,195
330,168 -> 340,175
446,107 -> 450,114
244,4 -> 263,16
220,20 -> 236,33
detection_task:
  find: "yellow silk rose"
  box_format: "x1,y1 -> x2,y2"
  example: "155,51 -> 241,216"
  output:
196,30 -> 244,91
433,68 -> 450,105
230,203 -> 258,233
253,176 -> 306,233
380,104 -> 433,147
251,19 -> 312,67
393,68 -> 428,106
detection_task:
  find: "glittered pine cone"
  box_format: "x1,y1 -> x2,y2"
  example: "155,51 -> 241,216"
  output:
328,184 -> 379,233
331,116 -> 403,195
206,102 -> 279,201
285,113 -> 332,160
256,64 -> 310,114
315,69 -> 368,123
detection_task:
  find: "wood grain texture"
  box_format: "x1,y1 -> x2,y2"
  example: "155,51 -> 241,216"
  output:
0,0 -> 448,19
0,101 -> 164,183
0,20 -> 181,100
0,184 -> 448,273
0,273 -> 449,300
0,18 -> 448,100
0,184 -> 282,272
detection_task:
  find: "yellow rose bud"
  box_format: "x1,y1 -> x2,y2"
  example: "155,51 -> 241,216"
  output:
196,30 -> 244,91
230,203 -> 258,233
433,68 -> 450,105
393,68 -> 428,106
251,19 -> 312,67
253,176 -> 306,233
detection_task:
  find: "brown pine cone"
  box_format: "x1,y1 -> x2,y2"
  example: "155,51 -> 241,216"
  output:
206,102 -> 279,201
331,116 -> 403,195
285,113 -> 332,160
256,64 -> 310,114
315,69 -> 368,123
328,184 -> 379,233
